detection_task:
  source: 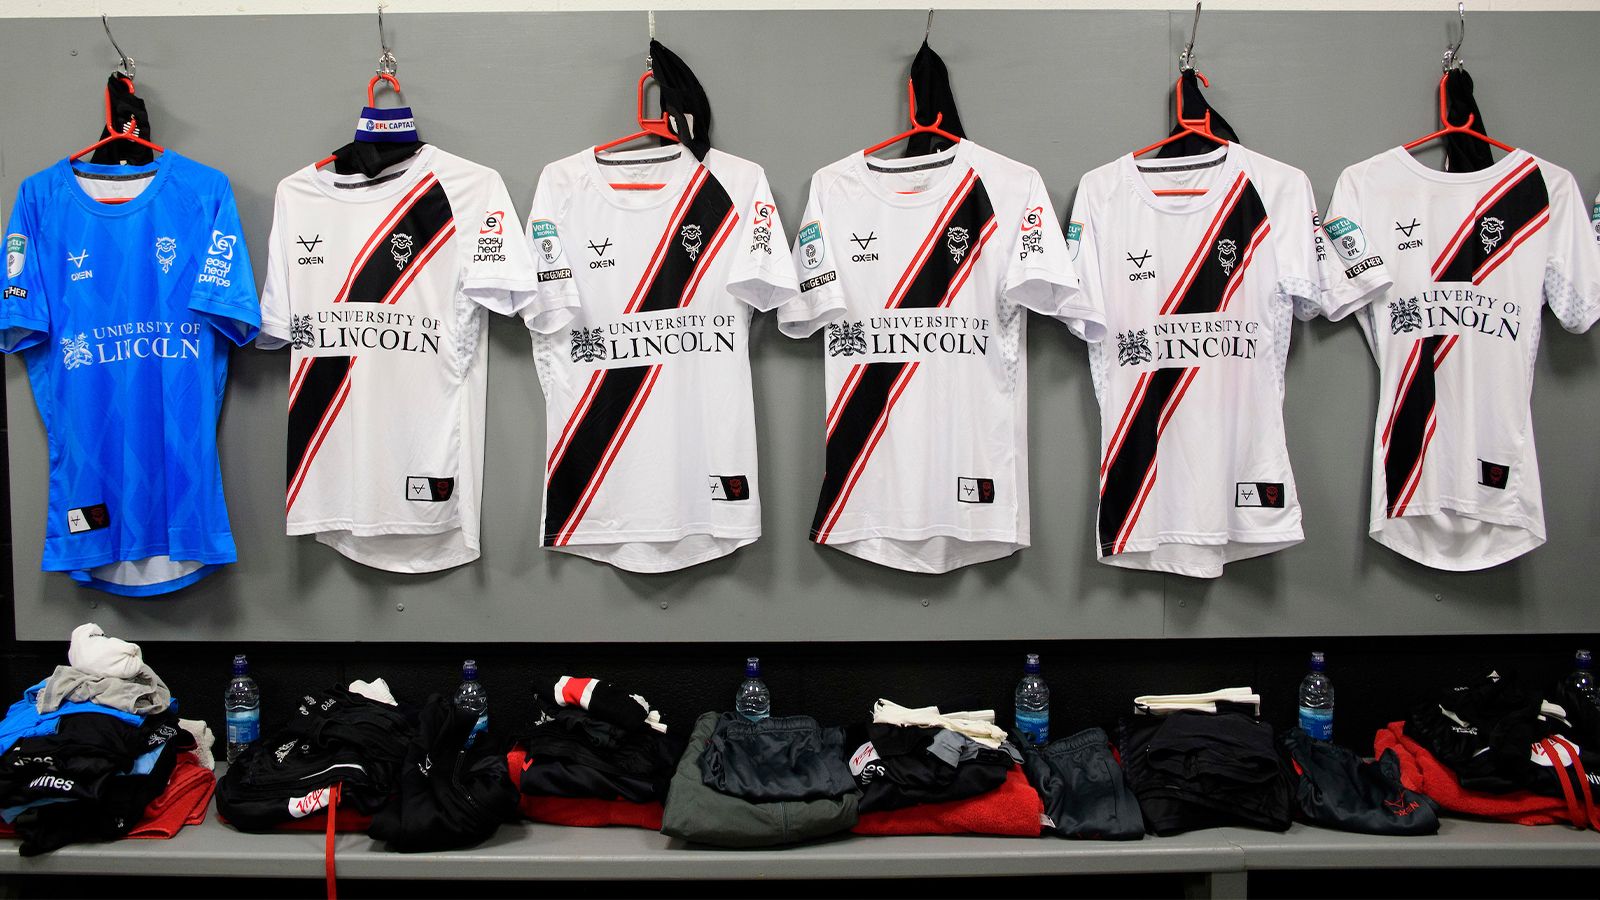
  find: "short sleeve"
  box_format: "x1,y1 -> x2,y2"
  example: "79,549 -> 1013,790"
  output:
1005,172 -> 1100,342
255,189 -> 292,350
1054,178 -> 1108,344
464,173 -> 567,334
777,179 -> 847,339
520,169 -> 582,336
0,186 -> 50,352
725,173 -> 799,312
1277,171 -> 1331,322
189,180 -> 261,346
1542,170 -> 1600,334
1317,170 -> 1392,322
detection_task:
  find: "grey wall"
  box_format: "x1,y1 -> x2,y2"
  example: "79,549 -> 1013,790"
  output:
4,10 -> 1599,642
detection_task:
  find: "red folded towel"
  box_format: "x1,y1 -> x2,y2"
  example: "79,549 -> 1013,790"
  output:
1374,722 -> 1578,826
851,765 -> 1043,836
506,746 -> 663,829
128,753 -> 214,839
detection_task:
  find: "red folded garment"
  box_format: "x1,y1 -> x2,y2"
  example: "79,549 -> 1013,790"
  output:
518,795 -> 664,830
507,746 -> 663,829
128,753 -> 215,839
851,765 -> 1044,836
1374,722 -> 1579,826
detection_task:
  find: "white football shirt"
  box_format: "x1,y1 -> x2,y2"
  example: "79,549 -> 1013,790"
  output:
1068,143 -> 1325,578
1318,148 -> 1600,570
519,146 -> 806,572
259,146 -> 566,572
777,140 -> 1096,574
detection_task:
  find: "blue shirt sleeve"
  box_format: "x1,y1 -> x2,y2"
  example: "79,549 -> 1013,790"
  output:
0,184 -> 51,353
189,178 -> 261,346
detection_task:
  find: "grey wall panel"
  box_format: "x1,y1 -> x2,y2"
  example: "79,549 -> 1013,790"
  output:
3,10 -> 1597,642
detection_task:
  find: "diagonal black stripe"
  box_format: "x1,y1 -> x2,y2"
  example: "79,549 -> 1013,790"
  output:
286,357 -> 354,490
1385,336 -> 1443,518
1098,367 -> 1188,556
1436,167 -> 1549,283
1171,181 -> 1268,315
347,180 -> 455,303
896,178 -> 996,309
635,172 -> 735,313
544,366 -> 653,545
810,362 -> 908,542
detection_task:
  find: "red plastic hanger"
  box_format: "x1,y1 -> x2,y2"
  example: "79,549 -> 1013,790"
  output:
864,78 -> 960,157
70,75 -> 164,166
1403,72 -> 1514,155
1131,72 -> 1227,197
72,17 -> 162,170
1132,4 -> 1223,197
315,72 -> 404,170
594,70 -> 679,190
316,8 -> 410,170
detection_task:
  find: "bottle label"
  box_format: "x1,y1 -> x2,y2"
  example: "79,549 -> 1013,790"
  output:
464,712 -> 488,748
226,709 -> 260,745
1016,712 -> 1049,744
1299,707 -> 1334,740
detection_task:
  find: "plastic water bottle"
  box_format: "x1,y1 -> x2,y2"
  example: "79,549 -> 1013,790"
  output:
1568,649 -> 1599,711
1298,651 -> 1335,741
455,660 -> 488,748
224,654 -> 260,765
1014,653 -> 1050,744
735,657 -> 770,722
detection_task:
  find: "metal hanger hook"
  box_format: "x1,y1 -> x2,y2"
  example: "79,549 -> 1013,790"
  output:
376,4 -> 397,77
101,14 -> 134,80
1179,2 -> 1201,73
1443,2 -> 1466,72
925,9 -> 934,42
645,10 -> 655,71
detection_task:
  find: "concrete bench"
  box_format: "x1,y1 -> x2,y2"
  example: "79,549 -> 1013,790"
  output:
0,801 -> 1595,897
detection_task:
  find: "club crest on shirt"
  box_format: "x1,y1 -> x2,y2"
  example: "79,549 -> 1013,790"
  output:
390,232 -> 414,269
681,224 -> 704,261
570,327 -> 607,363
60,333 -> 93,370
1116,329 -> 1152,367
1479,216 -> 1506,254
155,236 -> 177,274
290,314 -> 316,350
826,320 -> 867,357
1389,296 -> 1422,334
1216,238 -> 1238,276
947,226 -> 970,264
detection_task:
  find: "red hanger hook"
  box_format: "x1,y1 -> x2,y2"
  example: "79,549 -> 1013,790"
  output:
366,73 -> 401,107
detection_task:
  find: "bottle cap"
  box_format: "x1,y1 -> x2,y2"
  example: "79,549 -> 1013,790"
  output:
1578,649 -> 1593,670
1025,653 -> 1041,674
745,657 -> 761,678
1309,651 -> 1326,672
462,660 -> 479,681
232,654 -> 248,675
